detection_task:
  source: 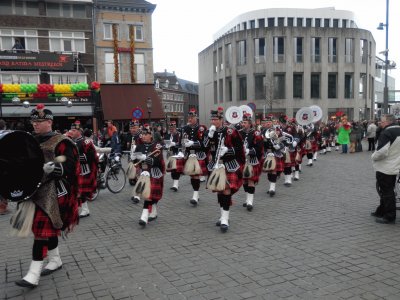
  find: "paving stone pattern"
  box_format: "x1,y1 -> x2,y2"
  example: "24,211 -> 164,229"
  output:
1,143 -> 400,300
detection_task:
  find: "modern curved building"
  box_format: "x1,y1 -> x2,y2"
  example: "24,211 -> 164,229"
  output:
198,7 -> 376,124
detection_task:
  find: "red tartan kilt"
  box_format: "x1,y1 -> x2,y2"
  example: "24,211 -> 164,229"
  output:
283,151 -> 297,168
311,140 -> 319,152
184,158 -> 207,176
166,158 -> 184,173
149,177 -> 164,201
274,156 -> 284,172
295,151 -> 303,163
244,164 -> 261,183
226,170 -> 243,195
79,172 -> 97,198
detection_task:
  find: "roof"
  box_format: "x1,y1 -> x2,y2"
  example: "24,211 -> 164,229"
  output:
154,72 -> 198,95
96,0 -> 156,12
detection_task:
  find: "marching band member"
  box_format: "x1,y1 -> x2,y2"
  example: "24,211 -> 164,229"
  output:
261,115 -> 284,196
181,108 -> 208,206
164,121 -> 184,191
203,108 -> 244,232
281,118 -> 299,186
127,120 -> 144,203
132,128 -> 164,226
15,104 -> 80,287
239,113 -> 263,211
69,121 -> 99,218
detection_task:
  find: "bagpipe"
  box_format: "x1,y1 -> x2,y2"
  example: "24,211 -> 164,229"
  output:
165,133 -> 184,172
126,137 -> 137,183
206,136 -> 227,191
131,145 -> 162,200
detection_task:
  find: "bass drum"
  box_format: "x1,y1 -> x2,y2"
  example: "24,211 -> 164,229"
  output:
0,130 -> 44,201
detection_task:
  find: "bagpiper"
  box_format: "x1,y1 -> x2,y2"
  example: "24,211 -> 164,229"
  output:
181,108 -> 208,206
261,115 -> 284,196
239,113 -> 263,211
127,120 -> 144,203
69,121 -> 99,218
164,121 -> 184,191
203,107 -> 245,232
131,128 -> 164,226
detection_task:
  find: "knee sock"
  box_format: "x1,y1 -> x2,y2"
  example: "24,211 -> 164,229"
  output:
284,167 -> 292,175
243,183 -> 249,193
267,173 -> 277,183
48,237 -> 58,251
247,186 -> 255,194
191,178 -> 200,191
171,171 -> 180,180
32,239 -> 48,261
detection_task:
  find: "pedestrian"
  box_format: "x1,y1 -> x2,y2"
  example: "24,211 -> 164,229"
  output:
336,115 -> 351,154
371,114 -> 400,224
14,104 -> 80,288
366,120 -> 377,151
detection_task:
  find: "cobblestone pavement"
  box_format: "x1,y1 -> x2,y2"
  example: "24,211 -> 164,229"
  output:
1,143 -> 400,300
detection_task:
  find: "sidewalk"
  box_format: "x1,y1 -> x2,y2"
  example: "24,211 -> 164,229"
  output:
1,146 -> 400,300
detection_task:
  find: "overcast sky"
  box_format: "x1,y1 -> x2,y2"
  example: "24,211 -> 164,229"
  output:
150,0 -> 399,89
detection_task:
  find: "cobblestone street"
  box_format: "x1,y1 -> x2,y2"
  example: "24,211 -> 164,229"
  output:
1,145 -> 400,300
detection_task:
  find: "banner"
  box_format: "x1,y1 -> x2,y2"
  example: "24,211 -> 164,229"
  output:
0,52 -> 74,71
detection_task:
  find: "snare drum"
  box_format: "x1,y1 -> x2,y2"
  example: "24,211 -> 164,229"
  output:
0,130 -> 44,201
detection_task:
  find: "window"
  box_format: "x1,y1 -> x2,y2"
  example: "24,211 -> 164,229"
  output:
135,26 -> 143,41
226,77 -> 232,102
225,43 -> 232,69
328,38 -> 337,63
267,18 -> 274,27
0,73 -> 39,84
344,73 -> 353,98
328,73 -> 337,98
278,18 -> 284,27
311,37 -> 321,63
273,74 -> 285,99
250,20 -> 255,29
105,53 -> 120,83
218,47 -> 223,71
306,18 -> 312,27
0,0 -> 39,16
237,40 -> 246,65
134,53 -> 145,83
311,73 -> 320,98
254,38 -> 266,63
333,19 -> 339,28
103,23 -> 119,40
293,74 -> 303,98
213,81 -> 217,104
255,74 -> 265,100
0,1 -> 12,15
273,37 -> 284,63
287,18 -> 294,27
297,18 -> 303,27
345,38 -> 354,63
324,19 -> 330,27
258,19 -> 265,28
342,19 -> 348,28
294,37 -> 303,63
315,18 -> 321,27
0,29 -> 38,51
46,2 -> 86,18
50,73 -> 87,84
49,31 -> 85,53
360,39 -> 368,64
219,79 -> 223,103
238,76 -> 247,101
213,50 -> 217,73
359,73 -> 366,99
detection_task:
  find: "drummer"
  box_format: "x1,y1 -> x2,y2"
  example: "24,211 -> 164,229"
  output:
14,104 -> 81,288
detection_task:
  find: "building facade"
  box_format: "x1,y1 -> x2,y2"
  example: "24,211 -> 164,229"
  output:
154,70 -> 199,127
198,7 -> 376,124
0,0 -> 96,131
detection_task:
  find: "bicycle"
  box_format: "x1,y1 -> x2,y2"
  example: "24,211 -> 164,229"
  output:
90,152 -> 126,200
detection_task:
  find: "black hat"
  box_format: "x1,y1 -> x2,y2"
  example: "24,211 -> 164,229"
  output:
169,121 -> 177,127
71,120 -> 81,130
129,119 -> 140,127
242,113 -> 252,122
188,108 -> 197,117
141,127 -> 152,135
210,107 -> 224,119
83,128 -> 93,137
30,103 -> 53,121
262,115 -> 274,122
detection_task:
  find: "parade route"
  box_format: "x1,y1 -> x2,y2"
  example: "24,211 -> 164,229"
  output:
1,146 -> 400,300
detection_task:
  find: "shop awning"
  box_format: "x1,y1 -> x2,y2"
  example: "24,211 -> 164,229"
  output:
100,83 -> 164,121
0,105 -> 93,117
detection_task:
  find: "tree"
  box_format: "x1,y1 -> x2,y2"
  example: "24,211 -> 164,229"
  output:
263,74 -> 280,117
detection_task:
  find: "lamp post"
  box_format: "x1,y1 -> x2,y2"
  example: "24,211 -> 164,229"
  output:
377,0 -> 389,114
164,104 -> 168,126
146,97 -> 152,125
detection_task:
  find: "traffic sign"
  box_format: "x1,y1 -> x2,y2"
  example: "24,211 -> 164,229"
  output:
131,107 -> 144,119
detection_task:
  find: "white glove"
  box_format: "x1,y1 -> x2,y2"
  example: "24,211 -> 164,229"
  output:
208,125 -> 216,138
43,162 -> 55,174
184,140 -> 194,148
273,144 -> 281,150
219,146 -> 228,157
169,141 -> 176,147
140,171 -> 150,177
245,148 -> 250,156
267,153 -> 275,157
114,155 -> 120,162
292,141 -> 297,148
136,154 -> 146,161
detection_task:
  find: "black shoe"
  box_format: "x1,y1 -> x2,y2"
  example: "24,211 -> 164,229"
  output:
246,205 -> 253,212
139,219 -> 147,226
131,197 -> 140,204
242,203 -> 247,207
15,279 -> 37,288
190,199 -> 198,206
293,177 -> 299,181
129,179 -> 136,186
220,224 -> 228,232
370,211 -> 383,217
170,187 -> 178,192
41,266 -> 62,276
215,220 -> 221,226
269,190 -> 275,197
375,217 -> 395,224
148,216 -> 158,222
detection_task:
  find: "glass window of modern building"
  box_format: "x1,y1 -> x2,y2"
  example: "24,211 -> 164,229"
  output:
311,73 -> 321,98
273,37 -> 285,63
273,74 -> 285,99
344,73 -> 354,98
238,76 -> 247,100
328,73 -> 337,99
328,38 -> 337,63
293,74 -> 303,99
254,38 -> 266,63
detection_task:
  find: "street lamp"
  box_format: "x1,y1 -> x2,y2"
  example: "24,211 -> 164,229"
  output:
377,0 -> 389,114
164,104 -> 168,126
146,97 -> 152,125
